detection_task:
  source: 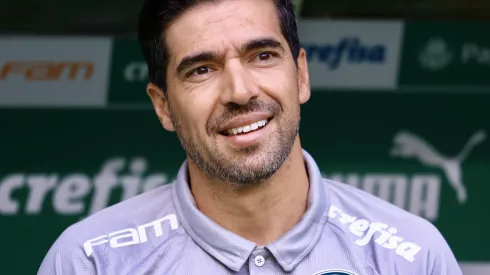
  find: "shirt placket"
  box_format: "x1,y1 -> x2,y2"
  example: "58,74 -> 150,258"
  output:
248,248 -> 275,275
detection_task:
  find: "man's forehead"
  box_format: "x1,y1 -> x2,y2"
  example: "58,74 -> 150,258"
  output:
164,0 -> 283,63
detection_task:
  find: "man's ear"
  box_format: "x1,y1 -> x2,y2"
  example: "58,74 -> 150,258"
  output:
297,48 -> 311,104
146,83 -> 175,132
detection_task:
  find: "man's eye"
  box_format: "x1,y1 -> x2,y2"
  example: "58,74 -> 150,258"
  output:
184,66 -> 214,81
192,66 -> 210,75
258,52 -> 272,61
252,52 -> 278,63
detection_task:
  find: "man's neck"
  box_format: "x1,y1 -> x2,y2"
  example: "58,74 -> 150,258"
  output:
187,139 -> 310,246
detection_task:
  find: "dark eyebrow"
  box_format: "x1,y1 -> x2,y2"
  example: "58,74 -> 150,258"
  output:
175,38 -> 285,76
242,37 -> 285,53
176,52 -> 219,76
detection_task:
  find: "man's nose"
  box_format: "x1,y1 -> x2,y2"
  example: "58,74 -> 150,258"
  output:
219,61 -> 260,106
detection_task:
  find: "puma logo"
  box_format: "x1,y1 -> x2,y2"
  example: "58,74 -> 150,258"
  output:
390,130 -> 487,204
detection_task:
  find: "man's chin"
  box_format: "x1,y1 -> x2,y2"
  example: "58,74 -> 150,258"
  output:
218,143 -> 265,159
192,146 -> 287,185
236,144 -> 262,154
220,164 -> 278,186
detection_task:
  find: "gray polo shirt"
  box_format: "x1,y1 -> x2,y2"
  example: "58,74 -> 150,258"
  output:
38,150 -> 462,275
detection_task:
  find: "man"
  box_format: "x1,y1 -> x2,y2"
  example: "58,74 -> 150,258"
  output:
38,0 -> 462,274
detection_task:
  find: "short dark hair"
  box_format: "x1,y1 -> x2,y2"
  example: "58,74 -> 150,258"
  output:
138,0 -> 300,96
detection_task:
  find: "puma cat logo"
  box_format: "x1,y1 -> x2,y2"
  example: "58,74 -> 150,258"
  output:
390,130 -> 487,204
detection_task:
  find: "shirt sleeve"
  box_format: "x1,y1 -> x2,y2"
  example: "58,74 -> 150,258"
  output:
427,231 -> 463,275
37,231 -> 97,275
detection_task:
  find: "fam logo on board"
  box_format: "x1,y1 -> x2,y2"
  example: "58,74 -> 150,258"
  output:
0,61 -> 95,81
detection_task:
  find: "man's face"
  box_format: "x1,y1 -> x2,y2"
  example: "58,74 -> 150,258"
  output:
149,0 -> 310,185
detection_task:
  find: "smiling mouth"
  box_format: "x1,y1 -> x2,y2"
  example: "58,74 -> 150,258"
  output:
220,118 -> 271,136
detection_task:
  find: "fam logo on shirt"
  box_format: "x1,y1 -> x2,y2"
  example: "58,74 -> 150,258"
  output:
313,269 -> 358,275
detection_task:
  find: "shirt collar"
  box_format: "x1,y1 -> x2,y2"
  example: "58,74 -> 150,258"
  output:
172,149 -> 330,272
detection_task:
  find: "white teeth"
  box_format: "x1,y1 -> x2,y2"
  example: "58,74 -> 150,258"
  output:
226,119 -> 269,135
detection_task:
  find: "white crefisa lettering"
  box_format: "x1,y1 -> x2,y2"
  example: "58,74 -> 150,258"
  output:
328,206 -> 421,263
89,158 -> 126,215
83,214 -> 179,257
0,158 -> 171,216
88,158 -> 170,215
0,174 -> 24,213
54,174 -> 91,214
396,242 -> 422,262
354,222 -> 390,246
348,219 -> 370,237
25,175 -> 58,214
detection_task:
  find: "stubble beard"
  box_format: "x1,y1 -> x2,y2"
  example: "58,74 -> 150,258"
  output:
168,100 -> 301,187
